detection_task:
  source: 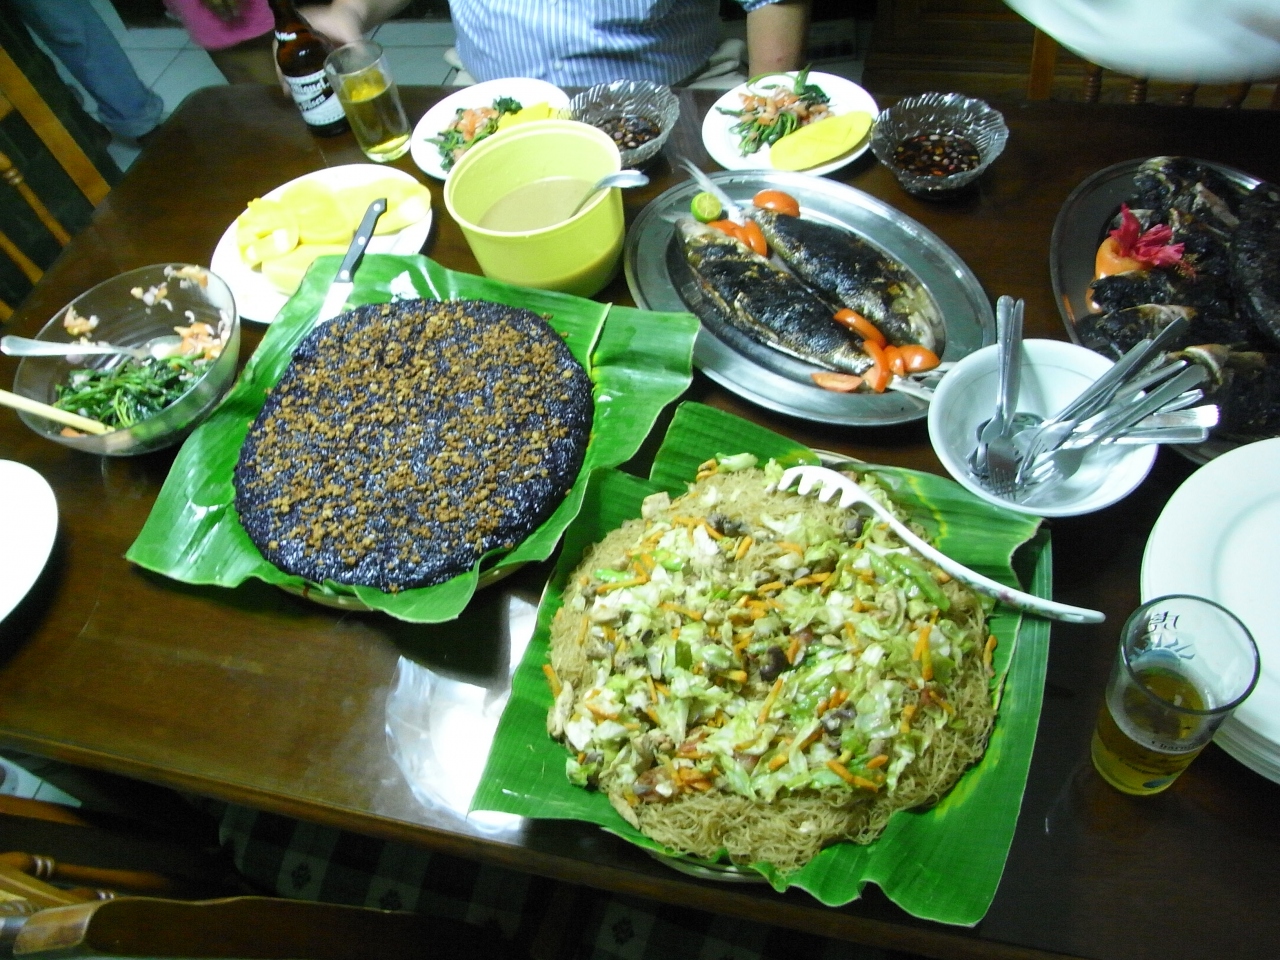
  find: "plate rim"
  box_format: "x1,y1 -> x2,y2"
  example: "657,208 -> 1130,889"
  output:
1140,436 -> 1280,755
700,70 -> 880,176
623,168 -> 994,426
0,460 -> 58,622
209,163 -> 434,325
408,77 -> 571,181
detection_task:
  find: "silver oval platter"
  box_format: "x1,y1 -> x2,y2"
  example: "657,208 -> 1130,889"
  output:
625,170 -> 994,427
1049,156 -> 1262,463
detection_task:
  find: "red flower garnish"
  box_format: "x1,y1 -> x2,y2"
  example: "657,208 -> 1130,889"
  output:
1109,204 -> 1189,272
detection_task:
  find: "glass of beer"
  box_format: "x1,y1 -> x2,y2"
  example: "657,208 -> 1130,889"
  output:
1092,594 -> 1259,795
323,40 -> 411,163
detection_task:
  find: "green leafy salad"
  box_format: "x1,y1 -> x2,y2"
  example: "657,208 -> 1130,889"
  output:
428,96 -> 523,172
546,455 -> 998,872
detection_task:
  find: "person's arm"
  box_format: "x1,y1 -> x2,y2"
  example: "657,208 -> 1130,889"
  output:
745,0 -> 810,77
297,0 -> 410,45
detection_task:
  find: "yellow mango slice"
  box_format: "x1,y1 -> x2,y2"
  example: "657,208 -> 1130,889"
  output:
337,178 -> 432,235
260,243 -> 350,295
496,101 -> 552,130
769,111 -> 874,172
278,180 -> 354,245
236,198 -> 298,267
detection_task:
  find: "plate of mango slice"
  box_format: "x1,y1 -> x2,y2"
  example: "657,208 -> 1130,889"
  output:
210,165 -> 433,323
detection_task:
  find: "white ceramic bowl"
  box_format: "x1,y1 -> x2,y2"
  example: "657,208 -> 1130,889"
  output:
928,339 -> 1157,516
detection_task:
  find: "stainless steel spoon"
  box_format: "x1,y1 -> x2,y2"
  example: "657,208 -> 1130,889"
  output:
568,169 -> 649,217
1,334 -> 184,361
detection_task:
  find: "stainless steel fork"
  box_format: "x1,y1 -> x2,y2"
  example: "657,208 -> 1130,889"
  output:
982,298 -> 1024,497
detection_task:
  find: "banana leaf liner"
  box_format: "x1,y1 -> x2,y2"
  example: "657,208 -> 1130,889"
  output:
473,402 -> 1050,922
126,254 -> 698,623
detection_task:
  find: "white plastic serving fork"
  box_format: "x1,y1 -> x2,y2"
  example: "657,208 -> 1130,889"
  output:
775,465 -> 1105,624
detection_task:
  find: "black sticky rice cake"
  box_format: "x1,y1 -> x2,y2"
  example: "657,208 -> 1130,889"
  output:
234,298 -> 594,591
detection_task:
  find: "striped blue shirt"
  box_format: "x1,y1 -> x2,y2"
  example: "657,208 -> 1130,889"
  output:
451,0 -> 776,87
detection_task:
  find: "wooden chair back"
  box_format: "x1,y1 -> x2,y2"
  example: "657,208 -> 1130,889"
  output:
1027,28 -> 1280,108
0,795 -> 523,959
0,41 -> 115,322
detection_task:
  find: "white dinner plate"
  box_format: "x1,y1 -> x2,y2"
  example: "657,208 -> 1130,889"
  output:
210,164 -> 435,324
0,460 -> 58,622
409,77 -> 570,181
1141,437 -> 1280,775
701,71 -> 879,176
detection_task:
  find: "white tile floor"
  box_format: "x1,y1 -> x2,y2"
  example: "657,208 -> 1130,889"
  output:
47,1 -> 865,172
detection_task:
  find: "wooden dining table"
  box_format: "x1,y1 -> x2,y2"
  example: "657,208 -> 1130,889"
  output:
1,83 -> 1278,960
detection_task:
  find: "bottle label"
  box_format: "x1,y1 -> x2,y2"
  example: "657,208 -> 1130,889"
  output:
284,69 -> 346,127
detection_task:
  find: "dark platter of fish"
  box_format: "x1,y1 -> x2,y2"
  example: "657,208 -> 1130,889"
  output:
1051,156 -> 1280,463
624,170 -> 993,426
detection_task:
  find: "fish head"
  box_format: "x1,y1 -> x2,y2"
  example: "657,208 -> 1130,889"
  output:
675,217 -> 754,265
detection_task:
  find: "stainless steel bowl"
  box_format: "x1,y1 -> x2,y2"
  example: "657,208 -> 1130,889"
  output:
12,264 -> 240,456
568,80 -> 680,168
870,92 -> 1009,197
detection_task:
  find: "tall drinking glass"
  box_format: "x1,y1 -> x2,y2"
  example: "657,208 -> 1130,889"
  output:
1091,594 -> 1260,795
323,40 -> 411,163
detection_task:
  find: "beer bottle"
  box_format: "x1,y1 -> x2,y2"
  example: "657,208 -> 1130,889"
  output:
268,0 -> 348,137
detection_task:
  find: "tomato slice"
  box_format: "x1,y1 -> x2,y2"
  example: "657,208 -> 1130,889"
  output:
884,344 -> 906,378
897,344 -> 941,373
833,308 -> 886,348
811,371 -> 863,393
739,219 -> 768,256
863,362 -> 892,394
752,189 -> 801,217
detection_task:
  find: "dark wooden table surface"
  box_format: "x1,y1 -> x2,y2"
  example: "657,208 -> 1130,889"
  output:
2,84 -> 1278,960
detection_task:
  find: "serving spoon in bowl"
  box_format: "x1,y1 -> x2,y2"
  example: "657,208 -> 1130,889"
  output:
569,169 -> 650,218
1,334 -> 183,361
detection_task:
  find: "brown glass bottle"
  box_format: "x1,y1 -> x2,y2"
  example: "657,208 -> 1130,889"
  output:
268,0 -> 348,137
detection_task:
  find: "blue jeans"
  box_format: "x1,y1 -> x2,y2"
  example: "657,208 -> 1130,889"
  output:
11,0 -> 164,138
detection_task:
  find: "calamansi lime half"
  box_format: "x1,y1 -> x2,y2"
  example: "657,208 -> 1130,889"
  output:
690,191 -> 723,223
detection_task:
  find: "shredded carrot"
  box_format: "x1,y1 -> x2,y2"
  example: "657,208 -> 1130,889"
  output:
758,676 -> 784,725
984,633 -> 998,671
543,663 -> 562,697
645,706 -> 661,725
912,625 -> 930,662
852,774 -> 881,792
921,642 -> 933,682
757,580 -> 785,594
735,593 -> 752,607
866,753 -> 889,770
733,631 -> 753,653
660,601 -> 703,620
700,521 -> 724,540
777,541 -> 805,554
827,759 -> 856,784
768,752 -> 791,771
815,697 -> 829,717
726,669 -> 748,683
654,680 -> 670,696
735,536 -> 753,561
786,634 -> 801,664
797,726 -> 822,752
646,675 -> 658,703
586,701 -> 618,720
598,575 -> 646,593
900,703 -> 917,733
828,687 -> 848,710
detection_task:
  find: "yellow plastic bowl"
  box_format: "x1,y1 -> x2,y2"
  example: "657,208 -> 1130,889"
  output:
444,119 -> 624,297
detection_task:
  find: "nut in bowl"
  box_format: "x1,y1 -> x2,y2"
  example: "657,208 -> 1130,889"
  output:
569,80 -> 679,168
928,339 -> 1156,516
870,92 -> 1008,197
11,264 -> 240,456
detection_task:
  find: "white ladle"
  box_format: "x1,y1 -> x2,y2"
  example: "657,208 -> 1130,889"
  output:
1,334 -> 184,361
568,169 -> 650,217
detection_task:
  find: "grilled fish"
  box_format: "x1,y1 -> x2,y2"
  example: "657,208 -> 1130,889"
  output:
1231,181 -> 1280,348
750,208 -> 944,354
676,218 -> 872,375
1077,304 -> 1198,357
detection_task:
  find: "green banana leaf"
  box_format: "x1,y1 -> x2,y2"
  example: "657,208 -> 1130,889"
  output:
125,254 -> 698,623
473,402 -> 1050,923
